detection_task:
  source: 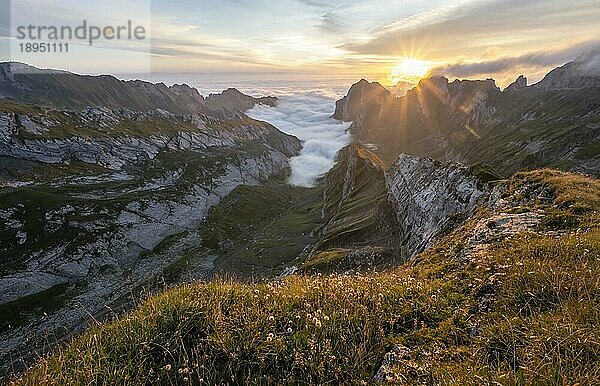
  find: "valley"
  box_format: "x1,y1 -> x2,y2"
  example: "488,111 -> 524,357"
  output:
1,53 -> 599,384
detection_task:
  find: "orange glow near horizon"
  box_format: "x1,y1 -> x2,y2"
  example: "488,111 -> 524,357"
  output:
387,59 -> 433,85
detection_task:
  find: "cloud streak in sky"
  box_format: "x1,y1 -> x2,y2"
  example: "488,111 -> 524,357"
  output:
343,0 -> 600,60
429,40 -> 600,81
6,0 -> 600,81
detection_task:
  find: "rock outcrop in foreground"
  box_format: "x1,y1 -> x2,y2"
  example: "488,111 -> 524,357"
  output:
301,144 -> 494,270
386,154 -> 487,258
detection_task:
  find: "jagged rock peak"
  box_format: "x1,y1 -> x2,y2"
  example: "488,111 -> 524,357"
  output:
349,79 -> 391,96
203,88 -> 278,116
169,84 -> 205,101
451,78 -> 499,92
332,79 -> 393,121
413,76 -> 499,94
336,143 -> 387,172
0,61 -> 67,75
416,75 -> 449,89
505,75 -> 527,91
388,80 -> 415,97
409,76 -> 500,108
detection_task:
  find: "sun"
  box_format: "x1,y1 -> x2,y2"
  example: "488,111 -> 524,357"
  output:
388,59 -> 432,84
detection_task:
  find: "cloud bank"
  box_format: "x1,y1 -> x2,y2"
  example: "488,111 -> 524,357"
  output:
429,40 -> 600,82
247,91 -> 352,187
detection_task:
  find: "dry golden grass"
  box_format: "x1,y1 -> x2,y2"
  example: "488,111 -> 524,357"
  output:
11,170 -> 600,385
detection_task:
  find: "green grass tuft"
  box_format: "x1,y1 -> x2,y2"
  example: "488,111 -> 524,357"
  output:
11,169 -> 600,385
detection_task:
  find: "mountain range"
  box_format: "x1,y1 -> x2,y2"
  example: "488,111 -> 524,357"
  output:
335,52 -> 600,176
1,53 -> 600,383
0,62 -> 277,119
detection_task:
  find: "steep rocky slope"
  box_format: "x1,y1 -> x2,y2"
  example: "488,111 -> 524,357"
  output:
297,144 -> 401,273
333,55 -> 600,176
386,155 -> 488,258
11,169 -> 600,385
314,144 -> 399,251
536,50 -> 600,90
0,97 -> 300,374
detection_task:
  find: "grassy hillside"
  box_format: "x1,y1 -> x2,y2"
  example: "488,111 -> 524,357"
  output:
0,100 -> 285,141
169,176 -> 322,280
1,65 -> 205,115
11,170 -> 600,385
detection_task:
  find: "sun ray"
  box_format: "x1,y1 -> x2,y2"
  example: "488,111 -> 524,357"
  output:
388,58 -> 433,84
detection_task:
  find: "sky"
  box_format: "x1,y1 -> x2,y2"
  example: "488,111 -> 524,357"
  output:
2,0 -> 600,87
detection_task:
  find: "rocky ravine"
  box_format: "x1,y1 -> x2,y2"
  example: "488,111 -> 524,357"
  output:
0,100 -> 301,374
301,144 -> 493,270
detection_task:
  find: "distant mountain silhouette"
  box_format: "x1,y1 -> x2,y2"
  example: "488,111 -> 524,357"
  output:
0,62 -> 276,119
333,55 -> 600,176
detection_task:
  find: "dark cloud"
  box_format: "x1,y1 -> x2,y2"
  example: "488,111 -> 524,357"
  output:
318,12 -> 344,33
295,1 -> 356,34
429,40 -> 600,79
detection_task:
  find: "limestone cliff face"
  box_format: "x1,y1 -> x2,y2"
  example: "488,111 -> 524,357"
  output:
303,145 -> 488,268
332,79 -> 394,122
316,143 -> 400,252
297,143 -> 402,273
505,75 -> 527,91
333,77 -> 500,128
386,154 -> 487,258
0,101 -> 301,372
331,77 -> 501,166
0,107 -> 299,173
0,148 -> 292,366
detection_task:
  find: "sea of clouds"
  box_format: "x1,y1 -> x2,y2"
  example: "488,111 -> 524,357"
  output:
125,73 -> 357,187
247,90 -> 352,187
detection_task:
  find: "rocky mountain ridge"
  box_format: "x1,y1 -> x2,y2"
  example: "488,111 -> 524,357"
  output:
0,102 -> 297,178
333,54 -> 600,176
535,50 -> 600,90
0,83 -> 299,375
0,62 -> 276,119
298,143 -> 494,272
505,75 -> 527,91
